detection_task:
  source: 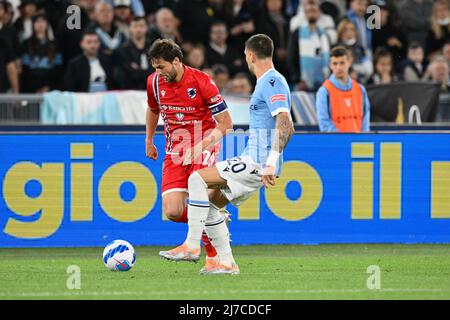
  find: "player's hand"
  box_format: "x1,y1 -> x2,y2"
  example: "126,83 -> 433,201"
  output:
146,141 -> 158,160
262,165 -> 276,188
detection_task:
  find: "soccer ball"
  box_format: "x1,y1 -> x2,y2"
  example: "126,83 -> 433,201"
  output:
102,240 -> 136,271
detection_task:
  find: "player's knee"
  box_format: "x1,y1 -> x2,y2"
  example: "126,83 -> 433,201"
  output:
164,207 -> 183,222
163,205 -> 183,222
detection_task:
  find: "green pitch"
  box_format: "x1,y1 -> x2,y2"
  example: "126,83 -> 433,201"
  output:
1,244 -> 450,300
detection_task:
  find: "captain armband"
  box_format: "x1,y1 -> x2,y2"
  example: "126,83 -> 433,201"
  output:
209,100 -> 228,116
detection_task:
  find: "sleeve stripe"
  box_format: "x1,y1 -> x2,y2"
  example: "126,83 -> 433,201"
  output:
208,100 -> 224,109
271,94 -> 287,103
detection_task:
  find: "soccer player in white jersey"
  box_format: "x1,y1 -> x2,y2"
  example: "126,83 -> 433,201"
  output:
161,34 -> 294,275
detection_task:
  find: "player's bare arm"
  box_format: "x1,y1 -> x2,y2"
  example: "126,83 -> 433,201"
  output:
145,106 -> 160,160
262,112 -> 294,188
203,110 -> 233,150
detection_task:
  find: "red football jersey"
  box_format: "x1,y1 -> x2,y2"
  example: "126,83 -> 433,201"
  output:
147,65 -> 226,154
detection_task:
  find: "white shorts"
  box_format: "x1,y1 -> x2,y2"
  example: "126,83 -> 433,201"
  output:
216,156 -> 263,207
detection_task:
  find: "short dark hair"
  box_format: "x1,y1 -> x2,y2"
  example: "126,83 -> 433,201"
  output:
81,30 -> 99,40
131,16 -> 147,24
245,34 -> 274,59
210,20 -> 227,30
0,1 -> 7,12
147,39 -> 183,63
330,46 -> 349,58
408,42 -> 423,51
211,64 -> 229,76
374,47 -> 392,65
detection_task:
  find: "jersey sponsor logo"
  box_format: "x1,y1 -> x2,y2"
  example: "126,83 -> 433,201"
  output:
160,105 -> 195,112
175,113 -> 185,121
269,78 -> 276,87
187,88 -> 197,99
270,94 -> 287,104
161,90 -> 166,97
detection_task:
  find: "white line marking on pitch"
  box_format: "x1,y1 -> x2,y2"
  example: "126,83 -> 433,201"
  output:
0,288 -> 448,297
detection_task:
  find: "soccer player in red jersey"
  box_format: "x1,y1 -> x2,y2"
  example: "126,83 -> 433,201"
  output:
145,39 -> 233,263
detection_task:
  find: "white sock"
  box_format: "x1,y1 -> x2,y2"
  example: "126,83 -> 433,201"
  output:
185,172 -> 210,250
205,204 -> 236,266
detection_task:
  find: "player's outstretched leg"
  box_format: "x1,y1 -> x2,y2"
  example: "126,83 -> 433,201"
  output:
160,171 -> 211,261
200,203 -> 239,275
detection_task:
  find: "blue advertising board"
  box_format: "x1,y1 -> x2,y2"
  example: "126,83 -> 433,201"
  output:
0,132 -> 449,247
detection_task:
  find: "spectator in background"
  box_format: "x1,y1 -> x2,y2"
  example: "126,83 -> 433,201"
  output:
39,0 -> 72,32
371,0 -> 406,68
228,72 -> 252,95
400,42 -> 427,81
185,44 -> 207,69
211,63 -> 230,93
346,0 -> 371,52
0,1 -> 21,65
64,30 -> 115,92
399,0 -> 433,48
21,14 -> 63,93
425,56 -> 450,121
14,0 -> 39,43
289,0 -> 337,45
337,19 -> 373,83
0,37 -> 19,93
426,0 -> 450,58
425,56 -> 450,92
101,0 -> 145,17
147,7 -> 183,45
174,0 -> 220,51
443,41 -> 450,69
220,0 -> 255,52
287,0 -> 330,92
205,21 -> 244,76
319,0 -> 346,23
118,16 -> 152,90
142,0 -> 175,19
89,2 -> 126,58
56,0 -> 94,68
316,46 -> 370,132
2,1 -> 15,26
113,0 -> 133,39
367,47 -> 398,85
255,0 -> 289,78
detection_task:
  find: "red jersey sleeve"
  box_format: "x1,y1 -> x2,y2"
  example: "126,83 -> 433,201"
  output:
199,73 -> 228,116
146,74 -> 159,111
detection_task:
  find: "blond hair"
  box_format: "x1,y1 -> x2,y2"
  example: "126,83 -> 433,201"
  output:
431,0 -> 450,40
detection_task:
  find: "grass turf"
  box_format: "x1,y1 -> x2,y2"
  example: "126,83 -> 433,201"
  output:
0,244 -> 450,300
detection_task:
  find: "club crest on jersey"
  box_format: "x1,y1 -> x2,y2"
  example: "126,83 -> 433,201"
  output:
175,113 -> 185,121
187,88 -> 197,99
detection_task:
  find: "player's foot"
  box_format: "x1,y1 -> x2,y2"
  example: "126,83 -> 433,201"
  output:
199,259 -> 240,275
159,243 -> 201,262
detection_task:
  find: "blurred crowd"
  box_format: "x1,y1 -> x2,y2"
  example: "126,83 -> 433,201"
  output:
0,0 -> 449,97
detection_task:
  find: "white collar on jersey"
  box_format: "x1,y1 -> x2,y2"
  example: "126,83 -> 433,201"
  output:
256,68 -> 276,83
